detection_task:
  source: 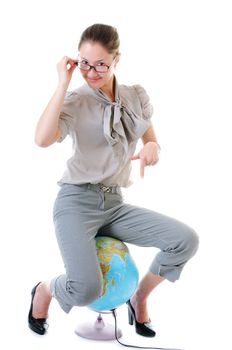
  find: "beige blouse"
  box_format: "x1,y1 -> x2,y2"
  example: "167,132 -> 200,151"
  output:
57,77 -> 153,187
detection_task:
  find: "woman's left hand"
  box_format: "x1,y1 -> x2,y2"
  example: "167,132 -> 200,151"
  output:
130,141 -> 160,178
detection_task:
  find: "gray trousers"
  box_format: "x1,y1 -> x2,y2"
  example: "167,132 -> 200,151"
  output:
51,183 -> 199,313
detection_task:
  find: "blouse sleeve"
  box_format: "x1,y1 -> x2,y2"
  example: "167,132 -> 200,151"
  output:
57,91 -> 75,143
133,85 -> 153,121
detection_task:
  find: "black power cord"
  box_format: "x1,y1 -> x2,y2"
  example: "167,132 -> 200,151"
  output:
111,309 -> 184,350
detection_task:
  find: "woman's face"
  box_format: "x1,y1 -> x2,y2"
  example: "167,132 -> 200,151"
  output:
78,41 -> 118,91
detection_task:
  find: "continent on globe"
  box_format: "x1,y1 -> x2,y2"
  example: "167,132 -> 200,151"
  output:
89,236 -> 139,312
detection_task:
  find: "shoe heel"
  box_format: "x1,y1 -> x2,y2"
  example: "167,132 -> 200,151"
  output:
128,307 -> 134,325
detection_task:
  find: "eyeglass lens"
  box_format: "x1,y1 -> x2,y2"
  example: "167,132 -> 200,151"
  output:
77,62 -> 109,73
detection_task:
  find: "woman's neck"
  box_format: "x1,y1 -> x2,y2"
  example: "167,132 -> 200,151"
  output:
100,76 -> 115,102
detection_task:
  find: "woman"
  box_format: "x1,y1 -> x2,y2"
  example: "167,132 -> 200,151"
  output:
28,23 -> 199,337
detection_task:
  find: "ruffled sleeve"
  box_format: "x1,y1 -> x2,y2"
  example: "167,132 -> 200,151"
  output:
133,84 -> 153,121
57,91 -> 75,143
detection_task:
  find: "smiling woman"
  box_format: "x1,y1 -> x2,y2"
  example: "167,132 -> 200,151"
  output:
76,23 -> 120,100
29,23 -> 199,338
76,41 -> 119,99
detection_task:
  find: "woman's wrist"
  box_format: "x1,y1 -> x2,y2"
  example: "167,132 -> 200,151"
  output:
147,141 -> 161,153
154,141 -> 161,153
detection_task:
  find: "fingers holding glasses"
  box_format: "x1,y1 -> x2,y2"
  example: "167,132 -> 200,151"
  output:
62,56 -> 77,70
57,56 -> 77,86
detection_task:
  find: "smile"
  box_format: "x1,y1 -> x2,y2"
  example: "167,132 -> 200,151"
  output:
87,78 -> 101,82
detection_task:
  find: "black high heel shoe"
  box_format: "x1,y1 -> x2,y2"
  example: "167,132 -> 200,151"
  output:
126,300 -> 156,337
28,282 -> 48,335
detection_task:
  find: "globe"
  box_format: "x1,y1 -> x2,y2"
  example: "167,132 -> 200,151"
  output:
89,236 -> 139,312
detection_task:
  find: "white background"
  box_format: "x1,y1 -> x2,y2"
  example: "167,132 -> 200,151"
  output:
0,0 -> 231,349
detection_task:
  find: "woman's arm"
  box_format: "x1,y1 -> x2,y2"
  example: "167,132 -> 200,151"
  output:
34,56 -> 77,147
131,126 -> 160,178
141,126 -> 159,145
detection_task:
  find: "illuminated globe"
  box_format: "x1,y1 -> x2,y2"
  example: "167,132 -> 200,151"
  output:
89,236 -> 139,312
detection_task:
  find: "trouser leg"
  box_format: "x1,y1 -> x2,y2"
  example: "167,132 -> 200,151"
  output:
50,185 -> 105,313
50,212 -> 104,313
100,204 -> 199,282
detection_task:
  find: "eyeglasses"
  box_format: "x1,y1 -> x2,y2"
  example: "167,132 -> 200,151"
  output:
76,58 -> 115,73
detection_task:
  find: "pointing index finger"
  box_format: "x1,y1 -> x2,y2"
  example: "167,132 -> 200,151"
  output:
140,158 -> 146,178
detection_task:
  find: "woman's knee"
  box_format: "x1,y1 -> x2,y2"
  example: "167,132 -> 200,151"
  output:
181,225 -> 199,258
67,277 -> 103,307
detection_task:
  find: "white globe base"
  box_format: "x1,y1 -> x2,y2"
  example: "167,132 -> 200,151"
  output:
75,313 -> 122,340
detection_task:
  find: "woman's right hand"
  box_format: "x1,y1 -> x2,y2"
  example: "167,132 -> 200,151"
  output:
35,56 -> 77,147
56,56 -> 77,87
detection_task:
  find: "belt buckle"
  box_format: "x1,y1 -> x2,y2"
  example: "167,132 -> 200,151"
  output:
99,184 -> 111,193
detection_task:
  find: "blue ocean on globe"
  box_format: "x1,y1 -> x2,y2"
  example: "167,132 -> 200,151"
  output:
89,236 -> 139,312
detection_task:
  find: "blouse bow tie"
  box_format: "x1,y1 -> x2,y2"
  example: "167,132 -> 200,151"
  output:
82,80 -> 150,155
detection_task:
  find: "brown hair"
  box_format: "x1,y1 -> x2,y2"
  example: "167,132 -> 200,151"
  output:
78,23 -> 120,56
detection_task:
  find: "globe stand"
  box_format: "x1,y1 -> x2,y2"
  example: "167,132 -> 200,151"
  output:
75,312 -> 122,340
